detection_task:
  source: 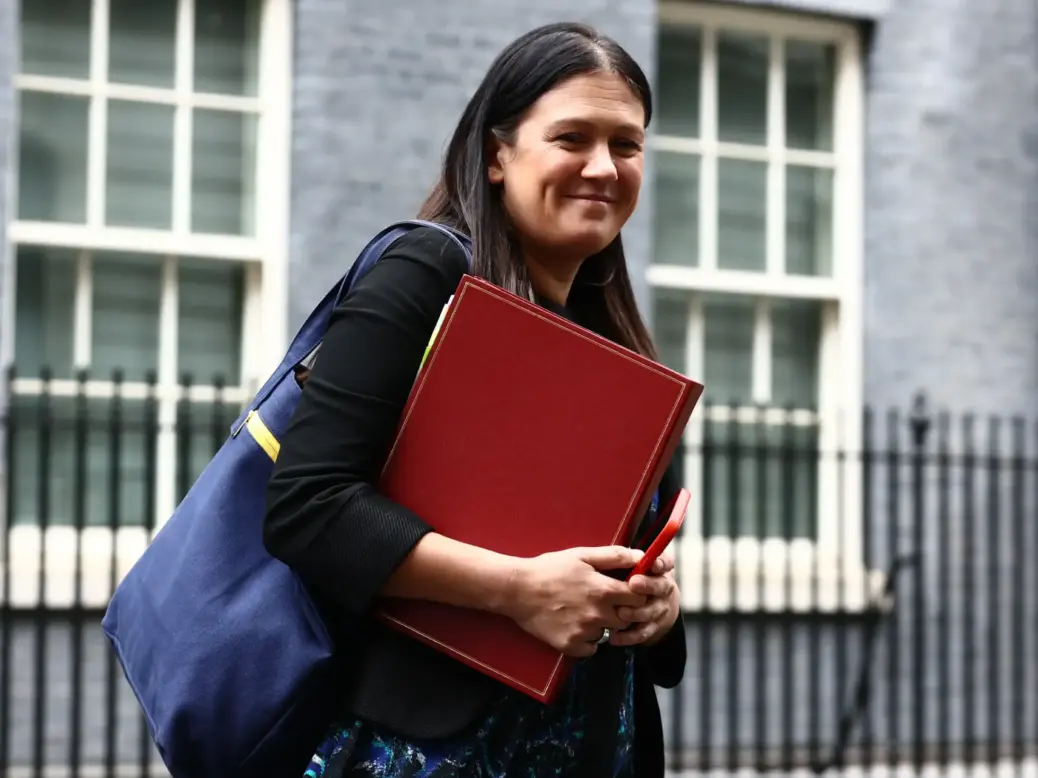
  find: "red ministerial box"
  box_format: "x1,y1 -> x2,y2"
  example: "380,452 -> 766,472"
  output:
375,274 -> 703,703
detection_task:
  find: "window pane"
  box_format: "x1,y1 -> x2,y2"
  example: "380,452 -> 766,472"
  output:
657,26 -> 701,138
20,0 -> 90,79
178,261 -> 245,384
18,92 -> 89,223
10,395 -> 154,528
91,256 -> 162,381
109,0 -> 177,88
718,159 -> 766,272
194,0 -> 261,96
771,299 -> 822,409
106,101 -> 175,229
717,32 -> 768,146
653,152 -> 699,267
192,110 -> 257,235
785,41 -> 836,151
703,420 -> 817,539
702,295 -> 754,406
651,289 -> 688,373
15,248 -> 76,380
786,166 -> 833,276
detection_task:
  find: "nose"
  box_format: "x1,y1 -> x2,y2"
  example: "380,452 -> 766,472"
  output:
582,142 -> 618,182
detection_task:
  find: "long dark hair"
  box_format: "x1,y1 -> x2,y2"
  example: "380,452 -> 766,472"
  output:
417,22 -> 658,360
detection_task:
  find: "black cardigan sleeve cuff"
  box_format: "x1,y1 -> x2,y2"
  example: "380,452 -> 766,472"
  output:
641,614 -> 687,688
309,486 -> 433,615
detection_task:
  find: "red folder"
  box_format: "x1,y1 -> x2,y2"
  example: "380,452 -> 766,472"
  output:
375,275 -> 703,703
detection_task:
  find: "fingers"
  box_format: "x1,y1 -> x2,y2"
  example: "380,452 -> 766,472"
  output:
576,545 -> 644,572
595,578 -> 647,608
608,620 -> 659,647
599,607 -> 635,631
578,607 -> 636,642
615,595 -> 670,625
650,549 -> 676,576
563,617 -> 625,658
576,623 -> 612,645
628,572 -> 675,600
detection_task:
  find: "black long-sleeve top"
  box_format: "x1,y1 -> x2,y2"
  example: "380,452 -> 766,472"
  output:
263,225 -> 686,776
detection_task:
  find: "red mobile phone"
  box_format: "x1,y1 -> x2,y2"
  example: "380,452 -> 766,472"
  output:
626,488 -> 690,580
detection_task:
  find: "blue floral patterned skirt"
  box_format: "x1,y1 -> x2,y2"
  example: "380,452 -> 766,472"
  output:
302,649 -> 636,777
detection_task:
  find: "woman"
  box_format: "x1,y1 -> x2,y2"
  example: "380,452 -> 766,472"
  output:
263,21 -> 686,778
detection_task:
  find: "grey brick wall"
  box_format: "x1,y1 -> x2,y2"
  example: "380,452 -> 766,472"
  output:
859,0 -> 1038,756
862,0 -> 1038,418
288,0 -> 658,333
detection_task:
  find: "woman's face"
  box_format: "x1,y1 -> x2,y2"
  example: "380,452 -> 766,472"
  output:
488,70 -> 646,263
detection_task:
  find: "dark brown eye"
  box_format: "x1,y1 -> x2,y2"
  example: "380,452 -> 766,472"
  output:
612,139 -> 643,155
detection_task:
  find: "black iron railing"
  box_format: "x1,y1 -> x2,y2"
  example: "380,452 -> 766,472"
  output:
1,372 -> 1036,776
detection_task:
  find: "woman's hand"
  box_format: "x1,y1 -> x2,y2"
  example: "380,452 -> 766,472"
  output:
503,546 -> 649,658
609,549 -> 681,647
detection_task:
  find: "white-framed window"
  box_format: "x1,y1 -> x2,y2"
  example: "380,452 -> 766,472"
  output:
3,0 -> 293,608
651,3 -> 881,612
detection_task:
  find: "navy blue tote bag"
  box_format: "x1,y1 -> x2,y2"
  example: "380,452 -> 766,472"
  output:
101,221 -> 472,778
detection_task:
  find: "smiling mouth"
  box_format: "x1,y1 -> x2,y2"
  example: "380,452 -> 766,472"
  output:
569,195 -> 615,204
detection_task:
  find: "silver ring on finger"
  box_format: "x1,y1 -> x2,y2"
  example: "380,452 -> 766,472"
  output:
596,627 -> 612,645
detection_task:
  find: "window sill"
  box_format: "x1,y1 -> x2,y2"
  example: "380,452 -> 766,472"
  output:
675,538 -> 891,615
